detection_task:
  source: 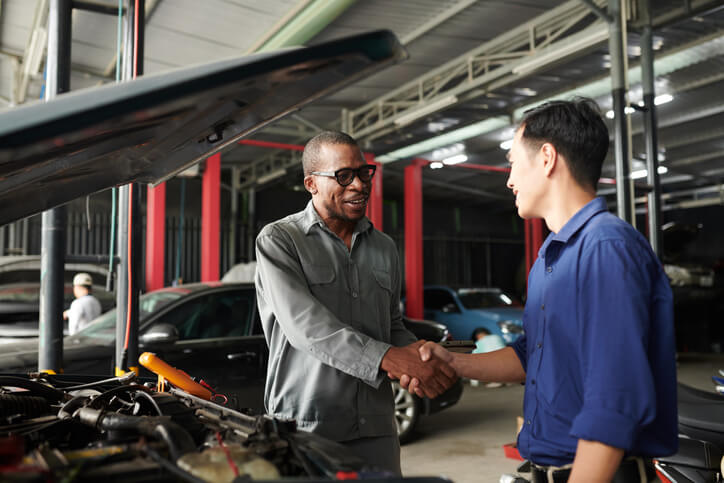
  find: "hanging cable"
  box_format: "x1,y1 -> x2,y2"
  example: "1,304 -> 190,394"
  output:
107,0 -> 123,289
121,0 -> 141,365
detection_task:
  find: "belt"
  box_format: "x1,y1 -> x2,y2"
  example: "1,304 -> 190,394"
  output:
530,457 -> 655,483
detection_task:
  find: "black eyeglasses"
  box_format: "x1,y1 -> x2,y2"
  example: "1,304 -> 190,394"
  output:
311,164 -> 377,186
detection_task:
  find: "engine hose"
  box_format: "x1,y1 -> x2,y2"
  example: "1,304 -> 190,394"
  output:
0,376 -> 66,402
0,394 -> 51,419
75,408 -> 196,461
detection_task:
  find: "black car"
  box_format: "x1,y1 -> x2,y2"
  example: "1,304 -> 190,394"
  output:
0,282 -> 463,442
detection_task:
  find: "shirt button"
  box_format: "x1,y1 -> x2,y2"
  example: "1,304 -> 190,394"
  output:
531,379 -> 536,385
546,266 -> 553,273
541,304 -> 545,310
537,342 -> 542,349
352,291 -> 358,298
360,418 -> 366,424
527,420 -> 531,425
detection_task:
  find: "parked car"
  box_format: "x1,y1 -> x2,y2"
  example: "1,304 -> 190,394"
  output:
422,285 -> 524,343
0,282 -> 115,343
0,255 -> 115,343
0,282 -> 462,442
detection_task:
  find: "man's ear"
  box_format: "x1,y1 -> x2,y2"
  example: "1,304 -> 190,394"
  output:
540,142 -> 558,177
303,175 -> 317,195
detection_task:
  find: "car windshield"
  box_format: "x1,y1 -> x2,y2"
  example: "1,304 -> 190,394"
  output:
75,291 -> 184,341
456,288 -> 521,309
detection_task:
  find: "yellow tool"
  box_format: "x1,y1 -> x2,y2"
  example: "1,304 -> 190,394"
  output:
138,352 -> 213,400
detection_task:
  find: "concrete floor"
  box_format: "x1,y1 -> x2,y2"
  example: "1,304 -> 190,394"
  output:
400,354 -> 724,483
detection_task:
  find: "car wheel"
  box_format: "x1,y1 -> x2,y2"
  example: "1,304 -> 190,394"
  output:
392,381 -> 420,444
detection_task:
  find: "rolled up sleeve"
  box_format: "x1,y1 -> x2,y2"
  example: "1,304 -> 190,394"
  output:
570,239 -> 657,450
256,228 -> 390,387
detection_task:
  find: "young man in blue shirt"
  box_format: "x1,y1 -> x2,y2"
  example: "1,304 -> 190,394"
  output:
406,98 -> 678,482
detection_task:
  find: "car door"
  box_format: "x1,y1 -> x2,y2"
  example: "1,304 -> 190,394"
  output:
423,288 -> 470,340
142,286 -> 267,411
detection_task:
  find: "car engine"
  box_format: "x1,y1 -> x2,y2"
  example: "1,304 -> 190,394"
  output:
0,372 -> 377,482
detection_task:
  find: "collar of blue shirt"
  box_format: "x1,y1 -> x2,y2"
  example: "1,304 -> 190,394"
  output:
538,197 -> 608,258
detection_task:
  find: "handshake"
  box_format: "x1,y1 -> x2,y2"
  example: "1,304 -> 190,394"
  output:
381,340 -> 458,399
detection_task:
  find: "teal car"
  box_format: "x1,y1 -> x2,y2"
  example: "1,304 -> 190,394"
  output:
423,285 -> 524,343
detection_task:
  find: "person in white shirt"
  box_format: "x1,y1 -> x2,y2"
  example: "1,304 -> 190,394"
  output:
63,272 -> 102,335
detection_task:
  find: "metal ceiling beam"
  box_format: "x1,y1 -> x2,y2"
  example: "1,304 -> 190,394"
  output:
346,0 -> 608,141
400,0 -> 480,45
419,176 -> 508,201
15,0 -> 49,104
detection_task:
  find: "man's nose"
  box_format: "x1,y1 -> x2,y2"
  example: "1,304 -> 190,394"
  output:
348,172 -> 366,190
506,175 -> 513,190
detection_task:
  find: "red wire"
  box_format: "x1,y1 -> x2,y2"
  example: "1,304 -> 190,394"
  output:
123,185 -> 133,351
215,432 -> 240,477
123,1 -> 140,355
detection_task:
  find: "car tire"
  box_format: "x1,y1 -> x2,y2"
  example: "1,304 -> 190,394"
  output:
392,381 -> 420,444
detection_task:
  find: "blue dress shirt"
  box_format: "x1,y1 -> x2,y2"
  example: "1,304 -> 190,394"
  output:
511,197 -> 678,466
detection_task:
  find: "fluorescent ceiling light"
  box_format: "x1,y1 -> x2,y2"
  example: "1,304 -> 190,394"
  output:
432,143 -> 464,160
654,93 -> 674,105
605,106 -> 636,119
512,24 -> 608,76
256,168 -> 287,184
394,95 -> 458,127
377,116 -> 508,163
430,161 -> 444,169
631,166 -> 668,179
513,36 -> 723,121
500,139 -> 513,150
377,37 -> 721,164
442,154 -> 468,165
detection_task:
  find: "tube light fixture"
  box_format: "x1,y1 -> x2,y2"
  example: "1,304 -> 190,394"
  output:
393,95 -> 458,127
430,162 -> 444,169
499,139 -> 513,150
442,154 -> 468,165
631,166 -> 668,179
256,168 -> 287,185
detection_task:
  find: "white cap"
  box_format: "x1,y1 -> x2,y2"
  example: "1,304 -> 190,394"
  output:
73,272 -> 93,287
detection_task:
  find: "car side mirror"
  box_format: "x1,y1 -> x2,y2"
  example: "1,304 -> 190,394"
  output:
441,303 -> 459,313
140,323 -> 179,347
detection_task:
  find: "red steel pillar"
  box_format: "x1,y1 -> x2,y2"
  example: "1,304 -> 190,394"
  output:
145,183 -> 166,291
404,159 -> 424,319
524,218 -> 545,282
201,153 -> 221,281
364,153 -> 383,230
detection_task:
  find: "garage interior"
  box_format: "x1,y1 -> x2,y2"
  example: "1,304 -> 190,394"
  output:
0,0 -> 723,482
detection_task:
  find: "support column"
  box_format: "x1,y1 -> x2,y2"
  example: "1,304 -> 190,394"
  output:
609,0 -> 634,224
201,153 -> 221,281
145,183 -> 165,291
404,159 -> 424,319
246,188 -> 256,262
364,153 -> 383,230
641,0 -> 662,257
39,0 -> 71,374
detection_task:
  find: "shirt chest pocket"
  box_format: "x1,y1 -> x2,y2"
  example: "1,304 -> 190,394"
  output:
302,263 -> 339,310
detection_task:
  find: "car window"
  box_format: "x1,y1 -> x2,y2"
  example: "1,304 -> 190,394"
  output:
76,290 -> 185,340
156,289 -> 256,340
456,288 -> 522,309
423,289 -> 456,310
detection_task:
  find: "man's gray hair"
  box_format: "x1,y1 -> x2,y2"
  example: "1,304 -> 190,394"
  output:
302,131 -> 361,176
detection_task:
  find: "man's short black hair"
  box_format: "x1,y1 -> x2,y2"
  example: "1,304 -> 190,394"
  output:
519,97 -> 609,191
302,131 -> 361,176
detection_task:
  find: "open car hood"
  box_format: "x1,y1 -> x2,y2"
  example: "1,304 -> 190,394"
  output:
0,30 -> 407,226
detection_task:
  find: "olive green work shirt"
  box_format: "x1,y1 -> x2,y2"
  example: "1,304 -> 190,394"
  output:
255,200 -> 416,441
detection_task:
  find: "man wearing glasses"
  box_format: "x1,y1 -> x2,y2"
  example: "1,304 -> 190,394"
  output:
255,131 -> 456,474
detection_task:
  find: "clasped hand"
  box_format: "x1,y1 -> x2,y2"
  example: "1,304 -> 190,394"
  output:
381,340 -> 457,399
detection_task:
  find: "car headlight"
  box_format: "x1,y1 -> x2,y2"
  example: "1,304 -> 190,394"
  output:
497,320 -> 523,335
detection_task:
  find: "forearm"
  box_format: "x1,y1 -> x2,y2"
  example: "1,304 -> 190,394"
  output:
568,439 -> 624,483
451,346 -> 526,383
